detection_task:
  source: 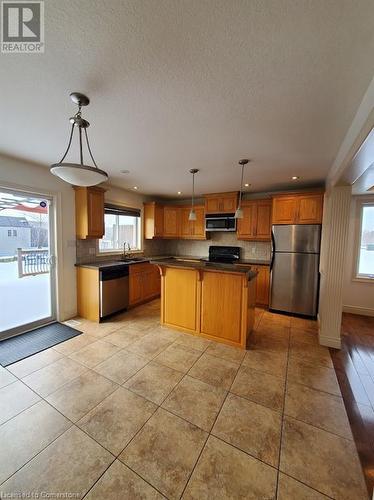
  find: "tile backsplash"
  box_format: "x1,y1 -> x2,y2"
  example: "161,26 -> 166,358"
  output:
76,232 -> 270,264
165,232 -> 271,260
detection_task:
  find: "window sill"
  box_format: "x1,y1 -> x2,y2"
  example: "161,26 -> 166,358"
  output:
96,249 -> 143,257
352,276 -> 374,284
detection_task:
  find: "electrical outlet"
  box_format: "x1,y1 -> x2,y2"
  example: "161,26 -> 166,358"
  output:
251,247 -> 256,255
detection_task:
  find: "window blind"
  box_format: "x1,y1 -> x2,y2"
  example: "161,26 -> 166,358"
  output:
104,204 -> 141,217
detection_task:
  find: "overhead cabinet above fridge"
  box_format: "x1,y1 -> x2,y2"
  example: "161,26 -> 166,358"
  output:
272,193 -> 323,225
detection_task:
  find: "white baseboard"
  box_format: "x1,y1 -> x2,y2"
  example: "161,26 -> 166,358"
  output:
316,314 -> 341,349
319,334 -> 341,349
342,305 -> 374,317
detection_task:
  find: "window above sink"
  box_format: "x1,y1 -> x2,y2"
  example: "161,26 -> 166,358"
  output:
98,204 -> 142,255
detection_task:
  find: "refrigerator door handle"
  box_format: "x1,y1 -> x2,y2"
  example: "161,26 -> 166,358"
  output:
270,229 -> 276,271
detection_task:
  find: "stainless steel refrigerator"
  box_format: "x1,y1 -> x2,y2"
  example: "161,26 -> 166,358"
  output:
269,224 -> 321,317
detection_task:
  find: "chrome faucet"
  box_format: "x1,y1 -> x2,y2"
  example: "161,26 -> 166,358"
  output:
123,242 -> 131,258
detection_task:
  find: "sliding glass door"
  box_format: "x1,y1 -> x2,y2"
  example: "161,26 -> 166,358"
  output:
0,188 -> 56,339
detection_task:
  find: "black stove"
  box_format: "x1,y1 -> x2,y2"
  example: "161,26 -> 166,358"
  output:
207,246 -> 241,264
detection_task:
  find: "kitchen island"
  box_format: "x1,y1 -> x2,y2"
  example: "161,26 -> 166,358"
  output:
150,258 -> 257,349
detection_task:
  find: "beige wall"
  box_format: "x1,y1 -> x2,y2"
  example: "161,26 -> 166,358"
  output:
0,155 -> 77,321
342,196 -> 374,315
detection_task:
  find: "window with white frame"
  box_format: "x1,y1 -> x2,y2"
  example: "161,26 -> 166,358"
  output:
356,200 -> 374,279
98,204 -> 141,253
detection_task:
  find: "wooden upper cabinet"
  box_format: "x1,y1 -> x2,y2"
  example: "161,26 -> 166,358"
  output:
237,202 -> 257,239
74,186 -> 105,239
222,194 -> 238,212
192,206 -> 206,238
144,203 -> 206,240
205,197 -> 221,214
272,196 -> 298,224
204,192 -> 238,214
272,193 -> 323,225
179,205 -> 206,239
297,194 -> 323,224
144,202 -> 164,239
256,200 -> 272,239
180,207 -> 192,238
237,199 -> 271,241
163,206 -> 179,238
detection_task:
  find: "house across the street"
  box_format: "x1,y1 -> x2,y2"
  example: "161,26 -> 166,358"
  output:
0,216 -> 31,257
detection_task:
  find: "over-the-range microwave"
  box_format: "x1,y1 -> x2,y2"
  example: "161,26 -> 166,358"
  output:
205,214 -> 236,232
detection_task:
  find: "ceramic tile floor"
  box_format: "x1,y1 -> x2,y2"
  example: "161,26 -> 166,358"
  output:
0,300 -> 369,499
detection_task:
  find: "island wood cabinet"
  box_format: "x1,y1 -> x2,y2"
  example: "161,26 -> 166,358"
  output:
204,192 -> 238,214
272,193 -> 323,225
74,186 -> 105,239
144,203 -> 206,240
129,262 -> 161,306
237,199 -> 272,241
157,264 -> 256,349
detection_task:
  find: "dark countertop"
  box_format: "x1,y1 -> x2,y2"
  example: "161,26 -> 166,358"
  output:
150,258 -> 258,280
75,255 -> 270,270
236,258 -> 270,266
75,255 -> 170,270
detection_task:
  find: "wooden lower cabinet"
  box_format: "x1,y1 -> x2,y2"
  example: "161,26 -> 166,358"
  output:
254,265 -> 270,306
235,263 -> 270,307
129,263 -> 161,306
76,267 -> 100,322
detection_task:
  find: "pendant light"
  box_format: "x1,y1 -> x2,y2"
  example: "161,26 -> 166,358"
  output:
50,92 -> 108,186
188,168 -> 199,221
234,159 -> 250,219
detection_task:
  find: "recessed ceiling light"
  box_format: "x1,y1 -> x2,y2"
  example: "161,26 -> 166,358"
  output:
244,183 -> 249,187
292,176 -> 299,180
133,186 -> 138,190
120,169 -> 130,174
177,191 -> 182,195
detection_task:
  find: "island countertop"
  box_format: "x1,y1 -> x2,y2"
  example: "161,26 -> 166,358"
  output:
150,258 -> 258,280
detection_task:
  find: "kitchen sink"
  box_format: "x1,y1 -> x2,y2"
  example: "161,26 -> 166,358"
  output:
120,257 -> 147,263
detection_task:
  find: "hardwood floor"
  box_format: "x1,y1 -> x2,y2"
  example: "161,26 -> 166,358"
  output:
330,313 -> 374,497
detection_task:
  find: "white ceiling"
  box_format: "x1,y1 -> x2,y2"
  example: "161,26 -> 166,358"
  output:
1,0 -> 374,197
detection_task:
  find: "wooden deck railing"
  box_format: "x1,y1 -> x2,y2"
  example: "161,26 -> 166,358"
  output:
17,248 -> 50,278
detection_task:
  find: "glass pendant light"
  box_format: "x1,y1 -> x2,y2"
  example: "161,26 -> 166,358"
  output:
234,159 -> 250,219
50,92 -> 108,186
188,168 -> 199,221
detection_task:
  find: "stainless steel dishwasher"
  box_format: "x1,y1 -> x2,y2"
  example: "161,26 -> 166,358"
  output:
99,266 -> 129,319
